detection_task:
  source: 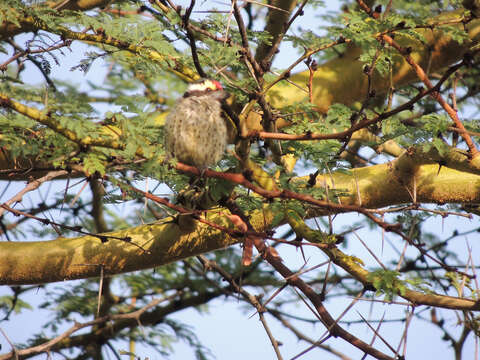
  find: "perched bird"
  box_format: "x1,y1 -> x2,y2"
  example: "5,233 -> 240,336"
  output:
164,79 -> 229,168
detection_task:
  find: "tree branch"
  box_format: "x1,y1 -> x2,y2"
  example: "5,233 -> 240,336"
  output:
0,0 -> 117,41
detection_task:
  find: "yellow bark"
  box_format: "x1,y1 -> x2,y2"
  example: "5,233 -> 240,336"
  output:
0,215 -> 237,285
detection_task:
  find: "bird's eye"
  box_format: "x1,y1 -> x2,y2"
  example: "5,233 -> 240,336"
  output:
206,88 -> 212,92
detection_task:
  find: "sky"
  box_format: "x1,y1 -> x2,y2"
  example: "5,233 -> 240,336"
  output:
0,1 -> 478,359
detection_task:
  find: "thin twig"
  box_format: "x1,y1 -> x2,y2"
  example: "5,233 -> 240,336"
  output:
356,310 -> 399,357
352,230 -> 387,270
0,328 -> 19,360
96,265 -> 104,318
259,312 -> 284,360
270,311 -> 353,360
0,203 -> 147,252
196,255 -> 283,359
0,170 -> 68,217
361,311 -> 386,360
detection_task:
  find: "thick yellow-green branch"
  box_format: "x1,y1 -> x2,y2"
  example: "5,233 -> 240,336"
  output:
1,162 -> 479,286
309,163 -> 480,208
0,215 -> 237,285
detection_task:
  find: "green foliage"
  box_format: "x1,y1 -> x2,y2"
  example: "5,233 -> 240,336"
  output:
0,0 -> 24,27
367,269 -> 408,301
445,271 -> 476,296
280,103 -> 350,168
285,29 -> 334,52
0,294 -> 32,315
325,103 -> 354,130
236,191 -> 264,213
82,152 -> 107,175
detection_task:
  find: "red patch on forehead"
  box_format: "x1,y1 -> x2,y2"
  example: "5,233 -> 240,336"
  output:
212,80 -> 223,90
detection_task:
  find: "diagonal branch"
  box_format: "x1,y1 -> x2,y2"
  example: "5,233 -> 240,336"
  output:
223,200 -> 396,360
0,170 -> 68,218
381,34 -> 479,158
288,215 -> 480,311
0,93 -> 124,150
356,0 -> 479,159
0,0 -> 115,41
197,255 -> 284,359
270,310 -> 353,360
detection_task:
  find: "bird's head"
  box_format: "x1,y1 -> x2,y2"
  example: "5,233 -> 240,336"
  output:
183,79 -> 229,101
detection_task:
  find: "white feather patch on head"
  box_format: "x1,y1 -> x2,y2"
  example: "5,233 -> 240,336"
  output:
187,79 -> 221,92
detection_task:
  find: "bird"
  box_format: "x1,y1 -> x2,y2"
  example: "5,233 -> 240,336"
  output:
164,79 -> 229,169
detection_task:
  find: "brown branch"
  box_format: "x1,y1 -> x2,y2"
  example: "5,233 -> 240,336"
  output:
305,57 -> 317,103
127,184 -> 237,235
262,37 -> 350,95
381,34 -> 478,157
223,200 -> 396,360
179,0 -> 207,78
269,310 -> 353,360
356,0 -> 478,158
127,182 -> 278,244
197,255 -> 284,359
174,162 -> 401,232
89,177 -> 108,233
0,170 -> 69,218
